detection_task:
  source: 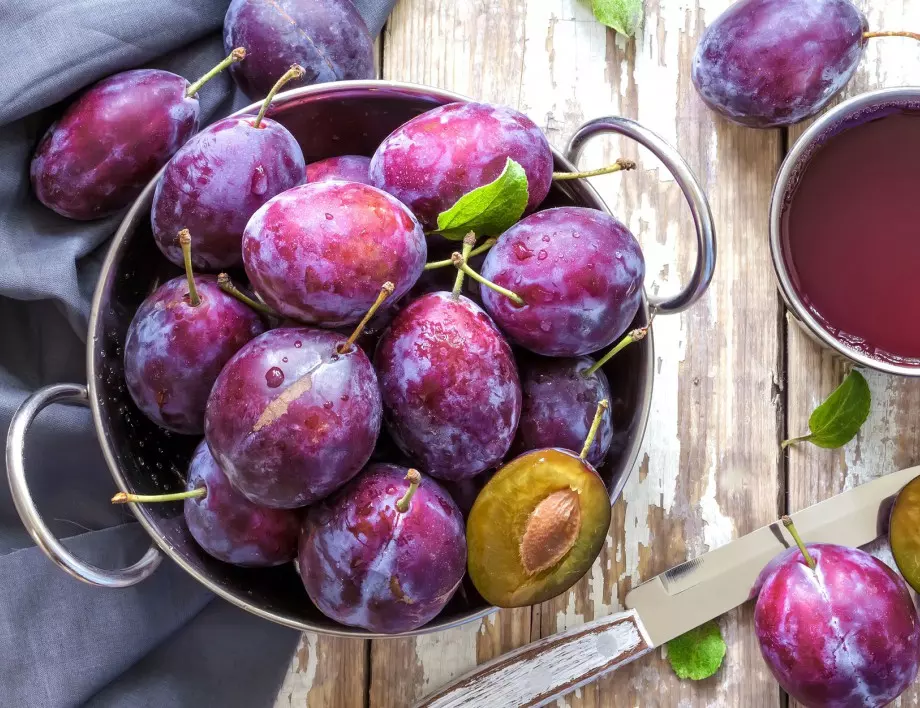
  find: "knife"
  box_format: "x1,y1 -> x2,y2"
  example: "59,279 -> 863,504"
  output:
415,465 -> 920,708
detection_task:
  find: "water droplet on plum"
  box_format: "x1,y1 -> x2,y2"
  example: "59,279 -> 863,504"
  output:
250,166 -> 268,196
540,321 -> 551,332
294,341 -> 302,348
323,401 -> 334,410
542,235 -> 550,243
538,250 -> 548,261
325,213 -> 334,221
513,242 -> 533,260
282,357 -> 288,363
265,366 -> 285,388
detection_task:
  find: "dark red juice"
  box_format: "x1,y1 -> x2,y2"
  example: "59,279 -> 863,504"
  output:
782,110 -> 920,364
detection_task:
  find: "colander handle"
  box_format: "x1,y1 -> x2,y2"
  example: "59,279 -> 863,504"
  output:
6,383 -> 162,587
566,116 -> 716,315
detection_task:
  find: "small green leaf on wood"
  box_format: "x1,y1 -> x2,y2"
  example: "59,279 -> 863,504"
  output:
782,370 -> 871,449
666,620 -> 726,681
435,158 -> 529,240
592,0 -> 643,38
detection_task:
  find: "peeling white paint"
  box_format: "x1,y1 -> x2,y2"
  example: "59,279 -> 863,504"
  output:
275,633 -> 318,707
844,370 -> 898,489
415,622 -> 480,693
701,439 -> 735,551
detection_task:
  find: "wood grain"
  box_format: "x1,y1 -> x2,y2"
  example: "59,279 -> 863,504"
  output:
785,2 -> 920,706
274,634 -> 367,707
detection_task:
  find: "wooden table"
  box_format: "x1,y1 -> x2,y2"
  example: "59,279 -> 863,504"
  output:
274,1 -> 920,705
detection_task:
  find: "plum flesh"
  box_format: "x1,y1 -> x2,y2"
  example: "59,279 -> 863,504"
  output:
692,0 -> 868,128
205,327 -> 381,509
480,207 -> 645,357
307,155 -> 372,185
755,543 -> 920,707
375,291 -> 521,481
184,440 -> 299,567
299,464 -> 466,633
151,115 -> 306,271
369,102 -> 554,230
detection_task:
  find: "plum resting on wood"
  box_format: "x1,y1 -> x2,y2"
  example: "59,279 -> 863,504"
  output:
299,464 -> 467,633
223,0 -> 375,100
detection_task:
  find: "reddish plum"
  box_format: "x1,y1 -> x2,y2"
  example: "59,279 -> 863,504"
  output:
513,356 -> 612,466
307,155 -> 372,185
243,181 -> 426,326
223,0 -> 374,100
205,327 -> 382,508
31,50 -> 243,220
756,541 -> 920,707
369,102 -> 554,230
184,440 -> 300,567
479,207 -> 645,357
375,291 -> 521,481
692,0 -> 867,128
124,238 -> 266,434
299,465 -> 466,633
151,68 -> 307,271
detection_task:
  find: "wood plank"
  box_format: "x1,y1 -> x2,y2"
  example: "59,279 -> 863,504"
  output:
368,1 -> 534,705
518,0 -> 783,705
275,634 -> 367,707
785,2 -> 920,706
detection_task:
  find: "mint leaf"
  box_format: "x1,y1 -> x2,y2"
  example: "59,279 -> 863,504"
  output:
666,620 -> 726,681
436,158 -> 528,240
592,0 -> 643,37
782,370 -> 871,449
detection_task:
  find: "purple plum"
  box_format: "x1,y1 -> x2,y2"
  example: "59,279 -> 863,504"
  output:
375,291 -> 522,481
692,0 -> 868,128
242,181 -> 426,327
205,327 -> 382,509
31,51 -> 243,220
184,440 -> 300,567
299,464 -> 467,633
124,268 -> 266,435
513,356 -> 612,466
223,0 -> 375,100
441,470 -> 494,519
307,155 -> 372,185
756,543 -> 920,707
151,113 -> 306,271
479,207 -> 645,357
369,102 -> 554,230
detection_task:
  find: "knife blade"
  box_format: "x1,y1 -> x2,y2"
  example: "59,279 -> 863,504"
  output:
416,465 -> 920,708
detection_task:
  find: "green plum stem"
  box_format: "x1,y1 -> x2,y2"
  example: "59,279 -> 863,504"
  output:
451,252 -> 525,306
425,237 -> 496,270
580,399 -> 609,460
863,31 -> 920,42
178,229 -> 200,307
583,320 -> 653,378
337,281 -> 395,354
781,515 -> 816,570
112,488 -> 206,504
451,233 -> 476,299
780,434 -> 814,449
186,47 -> 246,98
217,273 -> 278,317
395,469 -> 422,513
253,64 -> 305,128
553,158 -> 637,181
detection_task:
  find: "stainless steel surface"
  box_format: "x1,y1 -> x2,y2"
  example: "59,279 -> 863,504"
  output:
5,383 -> 162,587
769,87 -> 920,377
567,116 -> 717,315
626,465 -> 920,647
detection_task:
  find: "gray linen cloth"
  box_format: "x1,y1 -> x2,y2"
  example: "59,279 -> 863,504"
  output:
0,1 -> 393,705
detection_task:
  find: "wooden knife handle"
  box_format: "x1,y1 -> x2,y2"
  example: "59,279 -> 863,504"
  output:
414,610 -> 654,708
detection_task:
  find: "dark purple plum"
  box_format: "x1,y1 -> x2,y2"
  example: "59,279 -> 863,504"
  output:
151,68 -> 307,270
223,0 -> 374,100
31,50 -> 244,220
692,0 -> 868,128
205,326 -> 382,509
243,181 -> 426,327
183,440 -> 300,567
369,102 -> 554,230
307,155 -> 372,185
375,291 -> 522,481
441,470 -> 494,519
299,465 -> 467,633
513,356 -> 612,466
124,236 -> 266,434
479,207 -> 645,357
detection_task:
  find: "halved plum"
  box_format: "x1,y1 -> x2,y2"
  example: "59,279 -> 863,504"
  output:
890,475 -> 920,593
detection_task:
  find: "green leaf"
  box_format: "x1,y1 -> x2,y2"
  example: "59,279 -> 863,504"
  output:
666,620 -> 726,681
592,0 -> 643,37
782,370 -> 871,449
435,158 -> 529,240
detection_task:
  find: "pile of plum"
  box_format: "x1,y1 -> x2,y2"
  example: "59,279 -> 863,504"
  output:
101,76 -> 644,633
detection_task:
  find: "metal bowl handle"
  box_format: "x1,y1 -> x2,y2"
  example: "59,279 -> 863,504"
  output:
6,383 -> 162,587
565,116 -> 716,314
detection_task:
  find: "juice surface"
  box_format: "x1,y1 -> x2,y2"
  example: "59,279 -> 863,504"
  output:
782,111 -> 920,364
